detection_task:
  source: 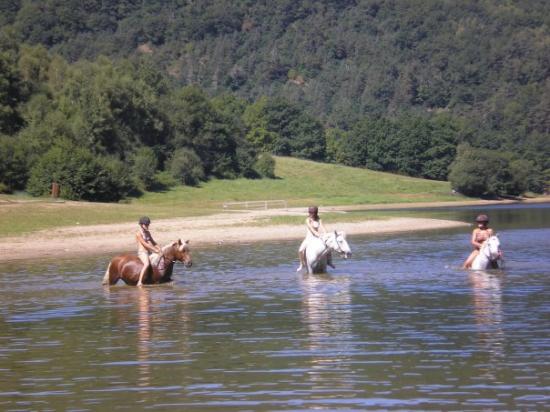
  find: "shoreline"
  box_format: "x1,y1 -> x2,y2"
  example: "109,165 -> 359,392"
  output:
2,197 -> 548,263
1,213 -> 468,264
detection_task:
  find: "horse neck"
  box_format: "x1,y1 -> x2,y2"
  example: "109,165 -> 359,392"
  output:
162,246 -> 175,261
325,234 -> 343,253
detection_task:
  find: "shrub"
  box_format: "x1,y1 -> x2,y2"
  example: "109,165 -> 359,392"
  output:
253,152 -> 276,178
448,144 -> 542,197
26,141 -> 134,201
168,148 -> 205,186
0,135 -> 30,191
131,146 -> 159,190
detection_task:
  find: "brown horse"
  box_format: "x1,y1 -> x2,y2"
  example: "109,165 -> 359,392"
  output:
102,239 -> 192,286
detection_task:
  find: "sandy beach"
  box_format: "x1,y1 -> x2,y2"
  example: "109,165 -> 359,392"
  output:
2,197 -> 547,263
1,207 -> 470,263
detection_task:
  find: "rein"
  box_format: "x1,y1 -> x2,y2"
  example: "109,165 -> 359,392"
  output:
481,238 -> 500,262
326,231 -> 345,255
310,233 -> 339,268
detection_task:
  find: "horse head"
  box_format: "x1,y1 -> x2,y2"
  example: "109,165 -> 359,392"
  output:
324,231 -> 352,259
162,239 -> 192,268
482,235 -> 501,262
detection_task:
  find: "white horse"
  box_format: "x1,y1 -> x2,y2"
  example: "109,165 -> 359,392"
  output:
471,235 -> 502,270
305,231 -> 352,274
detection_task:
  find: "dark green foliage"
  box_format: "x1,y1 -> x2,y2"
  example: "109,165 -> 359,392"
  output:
26,141 -> 135,201
340,114 -> 458,180
165,86 -> 243,179
254,153 -> 276,178
449,144 -> 543,197
0,0 -> 548,199
244,97 -> 325,160
131,147 -> 159,190
0,30 -> 25,134
0,135 -> 29,191
168,148 -> 205,187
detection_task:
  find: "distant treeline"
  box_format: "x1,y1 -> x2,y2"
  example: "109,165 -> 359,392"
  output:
0,0 -> 548,200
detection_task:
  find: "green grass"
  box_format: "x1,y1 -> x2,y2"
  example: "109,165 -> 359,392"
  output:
1,156 -> 466,237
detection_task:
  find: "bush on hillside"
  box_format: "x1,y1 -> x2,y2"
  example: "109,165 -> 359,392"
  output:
26,142 -> 135,201
253,152 -> 276,178
448,144 -> 543,197
168,147 -> 205,186
0,135 -> 29,192
131,146 -> 159,190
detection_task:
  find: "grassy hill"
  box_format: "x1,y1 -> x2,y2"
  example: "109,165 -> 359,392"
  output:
139,156 -> 460,206
1,157 -> 464,237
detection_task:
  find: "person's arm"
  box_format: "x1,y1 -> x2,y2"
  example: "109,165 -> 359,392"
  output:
149,235 -> 162,253
470,229 -> 483,249
306,218 -> 321,237
136,232 -> 161,253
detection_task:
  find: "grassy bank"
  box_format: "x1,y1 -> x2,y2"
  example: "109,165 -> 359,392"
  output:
1,157 -> 465,237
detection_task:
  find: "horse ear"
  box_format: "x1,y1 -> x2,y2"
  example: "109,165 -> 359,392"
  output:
177,239 -> 182,245
184,240 -> 190,244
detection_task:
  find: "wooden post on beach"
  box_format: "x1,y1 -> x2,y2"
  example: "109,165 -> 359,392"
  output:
51,182 -> 60,198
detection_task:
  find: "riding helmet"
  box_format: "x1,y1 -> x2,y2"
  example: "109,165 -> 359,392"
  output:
308,206 -> 318,215
475,214 -> 489,223
139,216 -> 151,226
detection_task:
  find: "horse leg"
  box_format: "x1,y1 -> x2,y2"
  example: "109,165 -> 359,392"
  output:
102,260 -> 122,285
102,262 -> 112,285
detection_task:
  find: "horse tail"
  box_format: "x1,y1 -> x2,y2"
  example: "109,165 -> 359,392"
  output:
102,262 -> 112,285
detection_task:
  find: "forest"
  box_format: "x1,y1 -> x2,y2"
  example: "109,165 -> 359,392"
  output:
0,0 -> 548,200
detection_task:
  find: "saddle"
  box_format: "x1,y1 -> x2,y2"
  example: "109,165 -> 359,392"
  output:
149,253 -> 167,272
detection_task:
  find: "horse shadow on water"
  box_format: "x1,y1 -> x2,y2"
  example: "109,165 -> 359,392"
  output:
102,239 -> 192,286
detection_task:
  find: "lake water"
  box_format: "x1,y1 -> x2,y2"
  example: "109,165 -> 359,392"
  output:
1,204 -> 549,411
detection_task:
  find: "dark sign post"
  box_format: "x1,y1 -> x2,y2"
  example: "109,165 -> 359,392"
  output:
51,182 -> 60,198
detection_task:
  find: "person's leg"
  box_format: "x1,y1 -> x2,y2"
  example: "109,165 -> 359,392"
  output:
462,250 -> 478,269
297,250 -> 306,272
138,253 -> 150,286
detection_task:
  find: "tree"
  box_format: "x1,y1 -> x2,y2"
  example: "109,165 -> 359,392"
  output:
253,152 -> 276,178
27,140 -> 135,201
168,147 -> 205,186
0,135 -> 29,192
131,147 -> 159,190
165,85 -> 242,178
448,144 -> 529,197
0,29 -> 24,134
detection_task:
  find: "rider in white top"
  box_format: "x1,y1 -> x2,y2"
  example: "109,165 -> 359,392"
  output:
136,216 -> 162,286
297,206 -> 334,272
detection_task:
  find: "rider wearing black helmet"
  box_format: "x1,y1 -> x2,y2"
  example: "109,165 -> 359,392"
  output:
136,216 -> 162,286
462,214 -> 494,269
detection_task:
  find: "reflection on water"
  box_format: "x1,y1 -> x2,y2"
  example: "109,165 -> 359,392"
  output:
301,274 -> 353,390
0,204 -> 549,410
137,289 -> 151,387
469,270 -> 505,380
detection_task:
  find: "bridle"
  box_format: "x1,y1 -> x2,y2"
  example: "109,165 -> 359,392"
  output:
481,237 -> 500,261
325,231 -> 346,256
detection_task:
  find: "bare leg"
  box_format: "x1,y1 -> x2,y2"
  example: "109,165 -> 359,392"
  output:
462,250 -> 479,269
137,256 -> 150,286
297,250 -> 306,272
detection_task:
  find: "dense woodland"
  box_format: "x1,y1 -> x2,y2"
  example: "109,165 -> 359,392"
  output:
0,0 -> 548,200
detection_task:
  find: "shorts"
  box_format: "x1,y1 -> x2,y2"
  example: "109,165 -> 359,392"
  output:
138,251 -> 150,265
